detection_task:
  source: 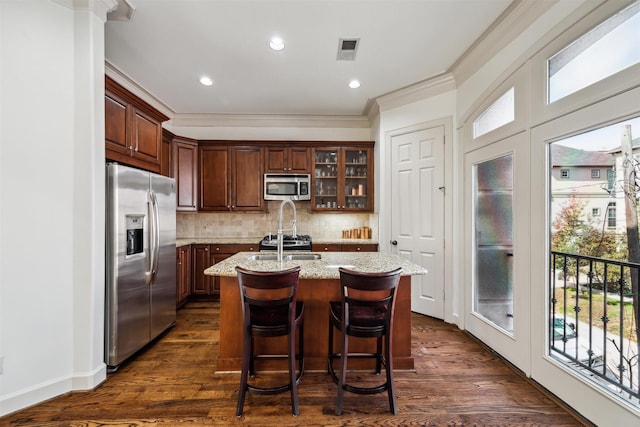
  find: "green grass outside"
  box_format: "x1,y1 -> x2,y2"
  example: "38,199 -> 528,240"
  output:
554,286 -> 638,343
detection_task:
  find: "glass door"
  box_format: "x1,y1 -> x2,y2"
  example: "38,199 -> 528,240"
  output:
313,149 -> 338,210
474,154 -> 514,332
464,133 -> 530,373
344,149 -> 370,210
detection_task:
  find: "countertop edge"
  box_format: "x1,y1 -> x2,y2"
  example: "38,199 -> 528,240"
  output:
203,251 -> 427,280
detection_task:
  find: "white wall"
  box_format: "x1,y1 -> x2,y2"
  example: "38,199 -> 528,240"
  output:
375,90 -> 458,323
0,0 -> 110,416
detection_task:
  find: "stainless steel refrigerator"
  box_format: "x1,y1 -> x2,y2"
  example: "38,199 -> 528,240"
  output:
105,163 -> 176,370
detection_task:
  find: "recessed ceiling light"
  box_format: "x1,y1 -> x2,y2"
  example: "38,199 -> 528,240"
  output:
269,37 -> 285,51
200,76 -> 213,86
349,79 -> 361,89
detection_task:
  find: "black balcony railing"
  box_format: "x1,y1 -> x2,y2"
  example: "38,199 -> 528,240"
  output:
551,251 -> 640,405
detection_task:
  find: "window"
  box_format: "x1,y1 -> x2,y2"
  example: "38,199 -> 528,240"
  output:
607,202 -> 616,227
607,169 -> 616,191
560,169 -> 569,179
548,1 -> 640,103
548,117 -> 640,410
473,87 -> 515,138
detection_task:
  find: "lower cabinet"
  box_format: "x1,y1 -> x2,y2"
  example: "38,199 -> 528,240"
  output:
176,246 -> 191,307
191,244 -> 215,297
341,243 -> 379,252
312,243 -> 378,252
190,243 -> 258,300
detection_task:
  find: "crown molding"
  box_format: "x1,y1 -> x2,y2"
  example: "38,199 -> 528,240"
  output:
169,113 -> 371,129
107,0 -> 136,21
373,73 -> 456,113
451,0 -> 557,86
105,61 -> 174,119
52,0 -> 119,20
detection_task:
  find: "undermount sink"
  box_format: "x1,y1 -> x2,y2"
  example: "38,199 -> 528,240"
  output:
285,253 -> 321,261
246,253 -> 321,261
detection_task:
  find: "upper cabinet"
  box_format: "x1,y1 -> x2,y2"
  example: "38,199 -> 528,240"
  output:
264,146 -> 311,173
105,76 -> 169,173
312,144 -> 373,212
199,142 -> 265,212
173,136 -> 198,212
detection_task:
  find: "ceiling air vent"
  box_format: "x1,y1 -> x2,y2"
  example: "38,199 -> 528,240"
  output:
337,38 -> 360,61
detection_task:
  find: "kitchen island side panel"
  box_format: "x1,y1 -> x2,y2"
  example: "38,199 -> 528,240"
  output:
216,275 -> 414,372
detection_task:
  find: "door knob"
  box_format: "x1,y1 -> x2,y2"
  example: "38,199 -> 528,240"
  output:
391,240 -> 398,245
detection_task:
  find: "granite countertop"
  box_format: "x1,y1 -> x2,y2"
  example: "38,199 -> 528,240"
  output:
176,237 -> 378,247
176,237 -> 261,247
204,251 -> 426,280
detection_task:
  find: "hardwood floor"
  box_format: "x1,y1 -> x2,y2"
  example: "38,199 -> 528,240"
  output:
3,301 -> 587,426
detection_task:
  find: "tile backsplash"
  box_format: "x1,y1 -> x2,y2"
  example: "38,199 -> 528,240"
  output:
177,201 -> 377,240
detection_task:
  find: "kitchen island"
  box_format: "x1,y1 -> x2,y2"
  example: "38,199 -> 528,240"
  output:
204,251 -> 427,372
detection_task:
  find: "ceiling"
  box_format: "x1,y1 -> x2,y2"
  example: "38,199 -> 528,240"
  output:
105,0 -> 514,118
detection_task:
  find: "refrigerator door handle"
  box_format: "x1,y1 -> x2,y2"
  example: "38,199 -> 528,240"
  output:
145,191 -> 158,285
151,191 -> 160,283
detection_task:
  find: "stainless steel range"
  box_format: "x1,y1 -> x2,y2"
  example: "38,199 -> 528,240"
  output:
259,234 -> 312,251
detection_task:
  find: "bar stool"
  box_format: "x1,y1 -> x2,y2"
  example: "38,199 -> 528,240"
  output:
235,266 -> 304,417
328,267 -> 402,415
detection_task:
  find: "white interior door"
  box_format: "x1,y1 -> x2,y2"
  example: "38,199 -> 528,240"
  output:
464,133 -> 530,372
391,125 -> 445,318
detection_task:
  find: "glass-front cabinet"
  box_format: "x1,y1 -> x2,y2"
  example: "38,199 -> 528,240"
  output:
312,146 -> 373,212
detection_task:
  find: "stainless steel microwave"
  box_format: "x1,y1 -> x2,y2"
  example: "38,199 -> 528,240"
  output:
264,173 -> 311,201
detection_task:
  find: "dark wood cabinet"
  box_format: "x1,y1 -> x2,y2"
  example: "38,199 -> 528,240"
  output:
161,129 -> 173,177
199,143 -> 264,212
265,146 -> 311,173
191,244 -> 214,296
312,243 -> 378,252
176,246 -> 191,307
105,76 -> 168,173
312,243 -> 342,252
173,137 -> 198,211
341,243 -> 378,252
311,144 -> 374,212
190,243 -> 258,299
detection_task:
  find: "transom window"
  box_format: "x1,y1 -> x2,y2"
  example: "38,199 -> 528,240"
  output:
473,87 -> 515,139
548,1 -> 640,103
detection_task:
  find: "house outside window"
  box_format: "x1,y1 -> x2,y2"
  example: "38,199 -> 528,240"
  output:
591,169 -> 600,178
607,169 -> 615,191
607,202 -> 616,228
560,169 -> 569,179
591,207 -> 600,216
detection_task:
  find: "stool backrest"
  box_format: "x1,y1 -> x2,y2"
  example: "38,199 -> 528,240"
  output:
235,266 -> 302,325
337,267 -> 402,326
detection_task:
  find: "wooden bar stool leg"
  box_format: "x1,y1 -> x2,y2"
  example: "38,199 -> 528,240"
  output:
236,331 -> 251,417
289,326 -> 299,416
335,329 -> 349,415
386,335 -> 397,415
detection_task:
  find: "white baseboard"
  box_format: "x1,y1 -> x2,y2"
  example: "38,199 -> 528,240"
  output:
0,364 -> 106,417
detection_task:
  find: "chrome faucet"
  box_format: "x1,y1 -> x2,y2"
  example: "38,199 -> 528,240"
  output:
277,199 -> 297,263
